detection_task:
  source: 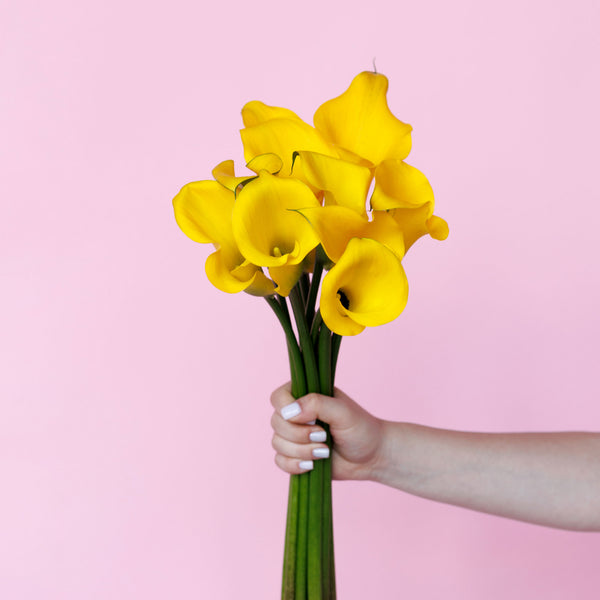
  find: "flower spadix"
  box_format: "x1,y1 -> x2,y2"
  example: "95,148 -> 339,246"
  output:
320,237 -> 409,336
313,71 -> 413,166
173,180 -> 274,295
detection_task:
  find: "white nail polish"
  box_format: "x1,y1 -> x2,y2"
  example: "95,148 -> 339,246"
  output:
299,460 -> 314,471
312,447 -> 330,459
309,431 -> 327,443
306,419 -> 316,425
281,401 -> 301,420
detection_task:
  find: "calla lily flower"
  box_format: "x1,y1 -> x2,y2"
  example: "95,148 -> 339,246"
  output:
320,237 -> 409,336
212,154 -> 284,192
173,180 -> 274,296
232,171 -> 321,294
297,205 -> 405,263
313,71 -> 412,166
240,72 -> 412,172
371,158 -> 449,250
241,111 -> 336,177
293,151 -> 372,215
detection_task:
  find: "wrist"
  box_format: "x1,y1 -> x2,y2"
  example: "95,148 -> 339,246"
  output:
368,419 -> 399,484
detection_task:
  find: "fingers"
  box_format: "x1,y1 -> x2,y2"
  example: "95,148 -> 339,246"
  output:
271,383 -> 331,474
270,411 -> 326,444
272,432 -> 330,474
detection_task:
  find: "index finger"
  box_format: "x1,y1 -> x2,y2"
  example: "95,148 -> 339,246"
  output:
270,382 -> 293,410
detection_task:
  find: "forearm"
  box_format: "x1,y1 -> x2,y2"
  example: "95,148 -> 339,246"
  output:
372,422 -> 600,531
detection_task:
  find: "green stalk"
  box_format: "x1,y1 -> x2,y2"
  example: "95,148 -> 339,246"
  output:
305,246 -> 325,329
331,333 -> 342,384
267,295 -> 308,599
266,295 -> 307,397
296,472 -> 309,598
289,287 -> 320,394
310,310 -> 323,349
316,322 -> 335,597
299,272 -> 310,307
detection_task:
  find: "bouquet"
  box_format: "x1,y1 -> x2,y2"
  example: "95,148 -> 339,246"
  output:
173,70 -> 448,599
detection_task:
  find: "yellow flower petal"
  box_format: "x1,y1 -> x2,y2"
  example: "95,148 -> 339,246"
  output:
241,101 -> 305,127
232,171 -> 320,268
313,71 -> 412,165
268,262 -> 305,297
206,248 -> 275,296
320,238 -> 408,336
240,118 -> 336,176
386,204 -> 432,251
364,211 -> 406,260
427,215 -> 450,241
246,153 -> 283,175
172,180 -> 235,245
371,159 -> 447,251
211,160 -> 253,193
370,159 -> 434,210
294,151 -> 372,215
296,205 -> 366,263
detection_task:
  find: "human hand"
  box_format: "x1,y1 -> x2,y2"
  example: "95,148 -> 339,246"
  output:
270,383 -> 386,481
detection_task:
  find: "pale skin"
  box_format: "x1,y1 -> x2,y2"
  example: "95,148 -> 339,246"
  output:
270,384 -> 600,532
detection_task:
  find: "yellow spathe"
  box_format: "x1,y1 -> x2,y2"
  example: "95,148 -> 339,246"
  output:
232,171 -> 320,291
313,71 -> 412,166
172,180 -> 274,296
320,238 -> 408,336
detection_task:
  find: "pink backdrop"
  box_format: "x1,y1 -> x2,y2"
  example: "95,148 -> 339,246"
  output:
2,0 -> 599,598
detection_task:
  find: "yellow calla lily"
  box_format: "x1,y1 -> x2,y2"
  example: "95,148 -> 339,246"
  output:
297,206 -> 366,263
297,205 -> 406,264
246,153 -> 283,175
293,151 -> 372,216
212,160 -> 253,193
313,71 -> 412,166
241,101 -> 306,127
241,117 -> 336,177
320,237 -> 409,336
212,154 -> 283,193
371,158 -> 448,250
370,159 -> 434,210
173,180 -> 275,296
232,171 -> 320,292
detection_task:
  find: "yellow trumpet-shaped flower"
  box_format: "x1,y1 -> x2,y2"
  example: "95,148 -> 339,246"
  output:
173,180 -> 274,296
240,102 -> 336,176
212,154 -> 284,192
371,159 -> 449,250
297,205 -> 405,264
293,151 -> 373,216
313,71 -> 413,166
232,171 -> 320,294
320,237 -> 409,336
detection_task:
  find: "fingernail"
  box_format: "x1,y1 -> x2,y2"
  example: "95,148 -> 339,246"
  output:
309,431 -> 327,443
312,447 -> 330,459
306,419 -> 316,425
281,401 -> 301,420
299,460 -> 314,471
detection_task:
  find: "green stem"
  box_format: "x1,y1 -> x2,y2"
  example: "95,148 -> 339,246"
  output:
289,287 -> 320,394
331,333 -> 342,385
266,295 -> 307,397
310,310 -> 323,349
305,246 -> 325,329
299,272 -> 310,307
317,323 -> 333,397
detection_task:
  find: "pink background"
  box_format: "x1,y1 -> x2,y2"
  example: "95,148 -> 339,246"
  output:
2,0 -> 599,598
